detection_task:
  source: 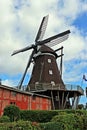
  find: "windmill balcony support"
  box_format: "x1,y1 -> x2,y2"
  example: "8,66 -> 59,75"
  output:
27,83 -> 84,110
71,95 -> 80,110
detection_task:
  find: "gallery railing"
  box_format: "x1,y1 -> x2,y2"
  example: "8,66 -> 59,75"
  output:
28,83 -> 84,95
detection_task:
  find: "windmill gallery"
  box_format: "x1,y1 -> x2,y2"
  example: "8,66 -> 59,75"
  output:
0,15 -> 84,115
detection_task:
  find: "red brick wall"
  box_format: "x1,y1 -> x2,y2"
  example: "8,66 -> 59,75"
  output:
0,87 -> 51,116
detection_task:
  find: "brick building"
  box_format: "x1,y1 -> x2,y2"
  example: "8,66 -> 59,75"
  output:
0,84 -> 51,116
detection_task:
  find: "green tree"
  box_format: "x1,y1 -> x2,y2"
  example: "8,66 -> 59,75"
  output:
77,104 -> 84,109
3,105 -> 20,122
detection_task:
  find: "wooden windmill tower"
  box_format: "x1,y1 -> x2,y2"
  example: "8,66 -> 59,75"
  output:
12,15 -> 83,109
28,45 -> 65,90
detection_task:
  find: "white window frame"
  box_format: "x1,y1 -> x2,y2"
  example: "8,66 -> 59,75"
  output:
51,81 -> 55,86
48,59 -> 51,63
49,70 -> 53,75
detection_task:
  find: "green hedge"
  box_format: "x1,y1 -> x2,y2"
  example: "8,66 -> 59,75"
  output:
20,110 -> 58,122
20,109 -> 87,123
20,110 -> 87,130
0,116 -> 10,123
40,122 -> 63,130
0,120 -> 41,130
1,109 -> 87,130
3,105 -> 87,130
51,114 -> 83,130
40,112 -> 87,130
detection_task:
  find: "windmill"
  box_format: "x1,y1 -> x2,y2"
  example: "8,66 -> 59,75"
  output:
12,15 -> 84,110
12,15 -> 70,90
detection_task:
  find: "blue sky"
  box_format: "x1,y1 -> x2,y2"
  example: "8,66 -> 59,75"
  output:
0,0 -> 87,105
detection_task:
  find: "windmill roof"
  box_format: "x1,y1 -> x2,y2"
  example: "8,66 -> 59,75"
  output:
39,45 -> 57,57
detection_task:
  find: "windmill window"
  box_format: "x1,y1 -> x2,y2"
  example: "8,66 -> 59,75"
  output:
48,59 -> 51,63
49,70 -> 53,75
51,81 -> 55,86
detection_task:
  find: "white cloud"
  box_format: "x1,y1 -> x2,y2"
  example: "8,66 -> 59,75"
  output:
2,79 -> 16,87
57,0 -> 83,21
0,0 -> 87,90
64,30 -> 86,60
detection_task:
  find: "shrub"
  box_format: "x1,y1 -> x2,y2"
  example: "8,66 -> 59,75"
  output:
3,105 -> 20,122
20,109 -> 87,124
51,112 -> 87,130
77,104 -> 84,109
20,110 -> 58,122
0,120 -> 41,130
0,116 -> 10,123
51,114 -> 77,130
40,122 -> 63,130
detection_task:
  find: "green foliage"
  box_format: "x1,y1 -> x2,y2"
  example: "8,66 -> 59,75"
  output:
40,122 -> 63,130
51,111 -> 87,130
0,120 -> 41,130
77,104 -> 84,109
51,114 -> 80,130
1,108 -> 87,130
0,116 -> 10,123
3,105 -> 20,122
79,112 -> 87,129
20,110 -> 58,122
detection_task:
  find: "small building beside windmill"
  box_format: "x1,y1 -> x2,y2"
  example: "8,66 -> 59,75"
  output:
0,84 -> 51,116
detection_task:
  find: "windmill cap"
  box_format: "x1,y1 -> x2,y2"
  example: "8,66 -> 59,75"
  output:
39,45 -> 58,57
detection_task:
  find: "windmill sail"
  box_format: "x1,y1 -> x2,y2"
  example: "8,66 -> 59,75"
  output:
46,31 -> 70,47
18,50 -> 35,89
11,44 -> 35,56
35,15 -> 49,42
37,30 -> 70,47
